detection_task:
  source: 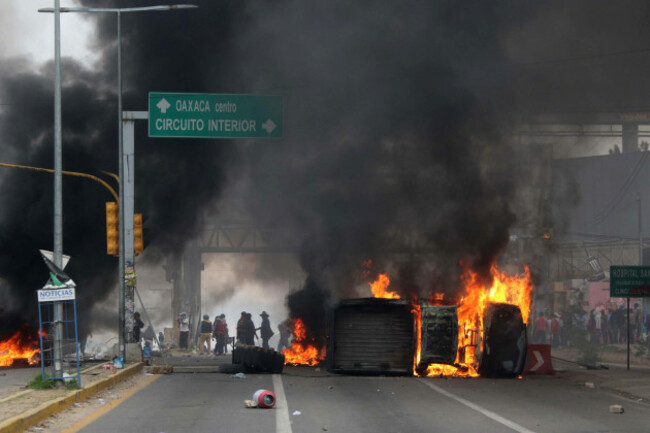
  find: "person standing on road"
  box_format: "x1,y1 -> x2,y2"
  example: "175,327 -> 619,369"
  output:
213,314 -> 228,355
277,318 -> 292,351
178,312 -> 190,349
612,306 -> 624,344
236,311 -> 246,345
244,312 -> 258,345
594,308 -> 603,344
600,310 -> 610,344
133,312 -> 144,344
199,314 -> 212,355
158,331 -> 165,351
258,311 -> 274,349
533,312 -> 547,344
550,313 -> 562,347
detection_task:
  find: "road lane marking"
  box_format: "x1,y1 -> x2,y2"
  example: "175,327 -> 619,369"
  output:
272,374 -> 293,433
59,374 -> 160,433
417,378 -> 537,433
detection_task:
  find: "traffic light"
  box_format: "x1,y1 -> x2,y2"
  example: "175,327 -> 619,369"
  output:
134,213 -> 144,255
106,202 -> 119,256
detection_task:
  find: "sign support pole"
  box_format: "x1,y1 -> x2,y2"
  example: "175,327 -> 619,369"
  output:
121,111 -> 147,357
627,298 -> 630,371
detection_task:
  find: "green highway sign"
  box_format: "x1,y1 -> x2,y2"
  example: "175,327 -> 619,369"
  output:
148,92 -> 283,139
610,266 -> 650,297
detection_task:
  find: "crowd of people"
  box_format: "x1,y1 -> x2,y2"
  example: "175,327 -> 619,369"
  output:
166,310 -> 294,355
532,303 -> 650,350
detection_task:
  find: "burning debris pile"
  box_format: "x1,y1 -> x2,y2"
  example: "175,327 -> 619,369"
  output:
0,325 -> 40,367
282,318 -> 324,366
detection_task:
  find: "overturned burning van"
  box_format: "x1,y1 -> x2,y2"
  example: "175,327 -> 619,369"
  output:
326,298 -> 527,378
326,298 -> 415,375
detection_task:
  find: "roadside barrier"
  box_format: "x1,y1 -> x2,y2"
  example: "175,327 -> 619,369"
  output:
523,344 -> 554,374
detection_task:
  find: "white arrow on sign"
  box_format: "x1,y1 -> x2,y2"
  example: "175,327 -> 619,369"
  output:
262,119 -> 276,134
529,350 -> 544,372
157,98 -> 171,114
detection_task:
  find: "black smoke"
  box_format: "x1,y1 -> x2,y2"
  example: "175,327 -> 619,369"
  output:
0,1 -> 240,337
3,0 -> 649,345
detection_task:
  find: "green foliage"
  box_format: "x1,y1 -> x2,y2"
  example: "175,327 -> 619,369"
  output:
27,374 -> 57,390
65,379 -> 80,390
28,374 -> 79,390
564,324 -> 601,365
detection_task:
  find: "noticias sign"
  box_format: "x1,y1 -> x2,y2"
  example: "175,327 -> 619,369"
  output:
37,288 -> 76,303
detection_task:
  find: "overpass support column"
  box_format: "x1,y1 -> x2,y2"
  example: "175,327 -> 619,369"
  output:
622,123 -> 639,153
183,247 -> 203,345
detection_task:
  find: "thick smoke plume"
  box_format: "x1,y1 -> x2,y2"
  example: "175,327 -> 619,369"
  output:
233,0 -> 525,333
2,0 -> 649,345
0,1 -> 238,338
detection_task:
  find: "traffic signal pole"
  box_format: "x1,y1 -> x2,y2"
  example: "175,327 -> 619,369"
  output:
120,111 -> 146,360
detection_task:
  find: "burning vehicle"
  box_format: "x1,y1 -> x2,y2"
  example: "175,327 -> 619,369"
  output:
326,298 -> 526,378
326,298 -> 414,375
283,263 -> 532,379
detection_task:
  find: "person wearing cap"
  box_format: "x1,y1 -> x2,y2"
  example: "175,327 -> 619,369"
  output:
257,311 -> 274,350
199,314 -> 213,355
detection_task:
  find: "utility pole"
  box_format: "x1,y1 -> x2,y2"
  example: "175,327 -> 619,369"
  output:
52,0 -> 64,381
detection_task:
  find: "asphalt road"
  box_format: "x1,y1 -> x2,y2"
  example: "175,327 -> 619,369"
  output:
76,367 -> 650,433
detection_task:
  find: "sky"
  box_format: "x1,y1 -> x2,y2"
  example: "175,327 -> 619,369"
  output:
0,1 -> 97,67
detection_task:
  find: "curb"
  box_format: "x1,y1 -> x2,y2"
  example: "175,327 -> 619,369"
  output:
0,362 -> 143,433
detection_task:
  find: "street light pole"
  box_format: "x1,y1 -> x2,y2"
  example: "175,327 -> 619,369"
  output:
39,4 -> 198,362
117,9 -> 125,364
52,0 -> 64,381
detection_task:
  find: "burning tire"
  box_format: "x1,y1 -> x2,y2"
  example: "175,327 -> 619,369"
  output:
232,345 -> 284,374
478,303 -> 527,378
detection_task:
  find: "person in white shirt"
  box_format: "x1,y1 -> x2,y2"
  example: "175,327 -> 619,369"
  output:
178,312 -> 190,349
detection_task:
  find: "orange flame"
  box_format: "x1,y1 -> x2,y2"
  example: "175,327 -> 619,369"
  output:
369,273 -> 400,299
0,329 -> 40,367
282,318 -> 324,366
416,263 -> 533,378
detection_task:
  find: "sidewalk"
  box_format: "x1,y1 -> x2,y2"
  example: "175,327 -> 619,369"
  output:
550,345 -> 650,404
0,362 -> 142,433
